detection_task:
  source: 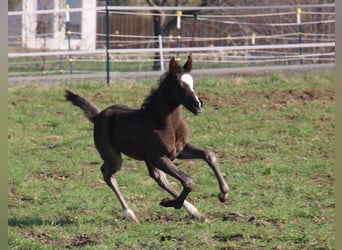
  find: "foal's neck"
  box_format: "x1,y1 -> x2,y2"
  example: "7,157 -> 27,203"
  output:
156,91 -> 182,120
153,82 -> 183,126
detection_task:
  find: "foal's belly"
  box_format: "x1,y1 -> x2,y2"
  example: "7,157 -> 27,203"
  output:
111,131 -> 146,161
106,115 -> 147,161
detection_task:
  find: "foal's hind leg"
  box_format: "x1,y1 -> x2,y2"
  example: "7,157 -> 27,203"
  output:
178,143 -> 229,202
147,164 -> 208,222
101,161 -> 139,223
94,113 -> 138,222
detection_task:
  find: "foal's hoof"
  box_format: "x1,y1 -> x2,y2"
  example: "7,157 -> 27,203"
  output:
160,198 -> 182,209
199,215 -> 210,223
218,192 -> 228,203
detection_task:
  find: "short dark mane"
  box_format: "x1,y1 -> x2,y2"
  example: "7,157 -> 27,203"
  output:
141,86 -> 160,109
141,72 -> 169,109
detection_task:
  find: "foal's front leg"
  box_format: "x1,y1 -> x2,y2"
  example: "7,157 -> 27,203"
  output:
147,165 -> 208,221
152,156 -> 194,209
177,143 -> 229,202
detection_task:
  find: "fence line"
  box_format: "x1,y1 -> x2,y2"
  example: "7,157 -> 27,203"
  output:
102,10 -> 335,19
201,18 -> 335,27
8,52 -> 334,64
8,3 -> 335,79
9,33 -> 335,48
8,42 -> 335,58
105,4 -> 335,11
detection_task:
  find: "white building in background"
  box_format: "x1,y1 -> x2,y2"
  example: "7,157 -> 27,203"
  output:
21,0 -> 97,50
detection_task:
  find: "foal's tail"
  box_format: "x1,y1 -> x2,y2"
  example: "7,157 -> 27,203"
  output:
65,90 -> 99,123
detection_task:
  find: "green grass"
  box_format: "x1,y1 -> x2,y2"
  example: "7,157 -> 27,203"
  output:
8,57 -> 156,76
8,73 -> 335,249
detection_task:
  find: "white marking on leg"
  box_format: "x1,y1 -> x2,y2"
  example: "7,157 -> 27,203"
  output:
123,208 -> 139,223
183,200 -> 208,222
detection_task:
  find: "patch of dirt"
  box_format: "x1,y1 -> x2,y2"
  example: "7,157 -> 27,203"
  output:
127,209 -> 286,230
214,232 -> 244,242
310,172 -> 335,185
202,88 -> 334,111
8,183 -> 35,209
213,232 -> 242,249
12,195 -> 34,202
20,230 -> 53,244
264,89 -> 334,103
35,170 -> 70,180
262,89 -> 334,110
139,211 -> 194,224
21,231 -> 100,248
236,154 -> 266,163
218,152 -> 266,164
160,234 -> 185,243
208,211 -> 285,230
67,233 -> 99,248
319,114 -> 334,122
8,183 -> 16,195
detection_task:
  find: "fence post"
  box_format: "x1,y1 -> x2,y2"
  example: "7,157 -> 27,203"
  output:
105,0 -> 110,85
251,33 -> 256,65
176,10 -> 182,61
65,3 -> 73,74
297,7 -> 303,64
158,35 -> 164,72
251,33 -> 256,46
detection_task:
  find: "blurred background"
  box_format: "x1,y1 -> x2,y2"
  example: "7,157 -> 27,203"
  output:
8,0 -> 335,78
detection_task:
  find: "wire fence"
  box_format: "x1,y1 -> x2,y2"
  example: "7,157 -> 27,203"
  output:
8,3 -> 335,79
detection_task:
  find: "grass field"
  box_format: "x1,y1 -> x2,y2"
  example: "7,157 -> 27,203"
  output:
8,72 -> 335,249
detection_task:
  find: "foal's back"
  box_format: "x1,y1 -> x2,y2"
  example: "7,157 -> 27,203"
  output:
94,104 -> 146,161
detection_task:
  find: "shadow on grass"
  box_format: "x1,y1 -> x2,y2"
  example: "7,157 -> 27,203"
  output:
8,216 -> 74,227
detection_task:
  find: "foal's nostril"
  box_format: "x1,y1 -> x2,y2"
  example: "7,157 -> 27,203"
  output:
193,102 -> 203,114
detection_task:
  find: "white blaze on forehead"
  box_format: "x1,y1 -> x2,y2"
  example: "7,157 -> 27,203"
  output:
181,74 -> 194,91
181,73 -> 202,109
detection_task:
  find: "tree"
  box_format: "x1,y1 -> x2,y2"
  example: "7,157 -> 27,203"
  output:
146,0 -> 214,70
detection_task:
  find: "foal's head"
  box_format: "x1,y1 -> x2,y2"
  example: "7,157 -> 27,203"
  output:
166,55 -> 203,115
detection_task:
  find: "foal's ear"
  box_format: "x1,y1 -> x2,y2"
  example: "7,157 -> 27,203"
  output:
183,54 -> 192,72
169,57 -> 178,74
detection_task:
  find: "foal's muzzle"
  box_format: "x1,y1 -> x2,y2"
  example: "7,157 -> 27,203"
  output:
192,98 -> 203,115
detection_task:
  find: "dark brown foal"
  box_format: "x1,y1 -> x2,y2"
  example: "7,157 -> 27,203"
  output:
65,55 -> 229,222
